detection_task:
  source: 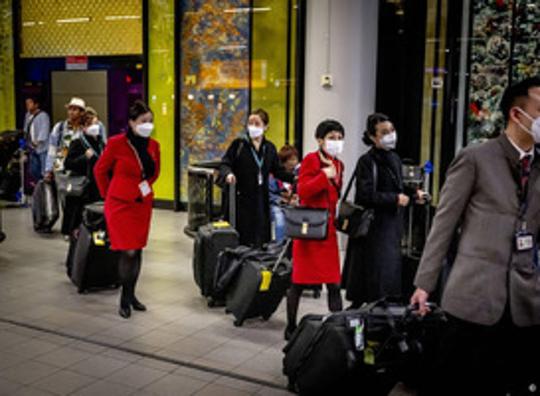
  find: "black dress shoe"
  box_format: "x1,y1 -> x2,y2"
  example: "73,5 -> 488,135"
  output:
119,305 -> 131,318
131,298 -> 147,311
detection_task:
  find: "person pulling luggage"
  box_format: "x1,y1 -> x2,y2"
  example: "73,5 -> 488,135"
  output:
63,112 -> 105,237
219,108 -> 294,247
94,100 -> 160,319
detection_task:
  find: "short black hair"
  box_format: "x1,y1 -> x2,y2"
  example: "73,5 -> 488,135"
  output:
500,76 -> 540,123
25,95 -> 41,107
128,100 -> 152,121
362,113 -> 390,146
315,119 -> 345,140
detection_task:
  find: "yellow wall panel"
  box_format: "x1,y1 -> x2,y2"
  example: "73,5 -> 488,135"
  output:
20,0 -> 142,58
148,0 -> 175,201
0,0 -> 15,131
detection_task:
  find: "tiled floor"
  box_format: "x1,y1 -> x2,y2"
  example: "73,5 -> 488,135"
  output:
0,206 -> 332,395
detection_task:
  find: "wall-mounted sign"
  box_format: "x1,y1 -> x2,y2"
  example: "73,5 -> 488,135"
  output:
66,56 -> 88,70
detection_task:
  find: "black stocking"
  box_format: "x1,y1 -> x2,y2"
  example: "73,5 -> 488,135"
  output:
286,284 -> 305,330
118,249 -> 139,307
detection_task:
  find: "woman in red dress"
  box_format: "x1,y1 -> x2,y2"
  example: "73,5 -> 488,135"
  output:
94,101 -> 160,318
285,120 -> 345,339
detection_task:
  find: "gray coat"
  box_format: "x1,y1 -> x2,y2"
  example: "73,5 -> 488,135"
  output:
415,133 -> 540,327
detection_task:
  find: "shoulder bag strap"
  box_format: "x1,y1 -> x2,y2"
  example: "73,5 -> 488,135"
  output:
372,160 -> 378,194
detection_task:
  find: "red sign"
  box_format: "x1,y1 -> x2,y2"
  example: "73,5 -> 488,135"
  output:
66,56 -> 88,70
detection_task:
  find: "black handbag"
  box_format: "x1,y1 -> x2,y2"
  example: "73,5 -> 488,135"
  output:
56,171 -> 89,197
284,206 -> 329,240
336,161 -> 377,239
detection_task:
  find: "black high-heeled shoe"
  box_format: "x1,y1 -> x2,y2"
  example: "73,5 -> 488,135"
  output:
284,325 -> 296,341
119,304 -> 131,318
131,297 -> 147,311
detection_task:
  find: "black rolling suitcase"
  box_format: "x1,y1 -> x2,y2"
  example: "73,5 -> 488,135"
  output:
193,221 -> 239,305
70,202 -> 120,293
32,180 -> 59,232
283,300 -> 446,395
225,240 -> 292,327
192,183 -> 239,306
282,314 -> 326,391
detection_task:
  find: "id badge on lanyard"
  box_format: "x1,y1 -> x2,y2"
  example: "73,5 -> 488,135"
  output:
515,200 -> 533,252
250,145 -> 265,186
128,141 -> 153,198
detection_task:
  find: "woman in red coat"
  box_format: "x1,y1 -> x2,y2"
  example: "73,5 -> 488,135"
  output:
285,120 -> 345,339
94,101 -> 160,319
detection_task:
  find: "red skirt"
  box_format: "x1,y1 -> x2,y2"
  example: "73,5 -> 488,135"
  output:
292,224 -> 341,285
104,197 -> 153,250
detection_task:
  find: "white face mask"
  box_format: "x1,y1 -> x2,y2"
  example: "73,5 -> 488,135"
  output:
325,139 -> 344,157
517,108 -> 540,144
380,131 -> 397,150
85,124 -> 100,137
136,122 -> 154,138
247,125 -> 264,139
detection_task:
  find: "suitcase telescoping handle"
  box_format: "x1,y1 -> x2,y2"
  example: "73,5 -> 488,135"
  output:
228,182 -> 236,229
271,238 -> 292,273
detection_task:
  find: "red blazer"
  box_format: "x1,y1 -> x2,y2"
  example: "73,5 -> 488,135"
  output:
292,151 -> 343,284
297,151 -> 343,215
94,134 -> 160,202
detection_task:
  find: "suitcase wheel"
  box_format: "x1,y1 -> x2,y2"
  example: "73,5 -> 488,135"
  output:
233,319 -> 243,327
225,308 -> 232,314
207,298 -> 216,308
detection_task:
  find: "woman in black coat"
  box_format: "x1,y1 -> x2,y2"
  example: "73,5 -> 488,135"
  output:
342,113 -> 421,308
62,116 -> 104,236
220,108 -> 294,247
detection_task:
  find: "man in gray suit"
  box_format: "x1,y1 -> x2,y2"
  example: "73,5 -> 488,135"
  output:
411,77 -> 540,395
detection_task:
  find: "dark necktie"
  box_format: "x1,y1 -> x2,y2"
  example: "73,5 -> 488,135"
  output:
520,155 -> 532,195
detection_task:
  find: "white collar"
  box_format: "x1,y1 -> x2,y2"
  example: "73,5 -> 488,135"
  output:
506,133 -> 535,160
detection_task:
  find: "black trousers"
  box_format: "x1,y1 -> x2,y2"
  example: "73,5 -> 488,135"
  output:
421,309 -> 540,396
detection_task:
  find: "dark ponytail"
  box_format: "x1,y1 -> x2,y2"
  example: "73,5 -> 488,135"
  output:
363,112 -> 390,146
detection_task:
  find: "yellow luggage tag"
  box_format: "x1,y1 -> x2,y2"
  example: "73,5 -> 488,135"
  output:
363,340 -> 378,365
259,270 -> 273,292
212,220 -> 231,228
92,231 -> 106,246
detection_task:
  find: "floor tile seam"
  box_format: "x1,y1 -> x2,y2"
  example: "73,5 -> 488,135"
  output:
0,363 -> 64,388
0,317 -> 287,392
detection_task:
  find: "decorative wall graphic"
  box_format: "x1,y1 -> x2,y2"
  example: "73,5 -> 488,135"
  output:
20,0 -> 142,58
179,0 -> 250,201
467,0 -> 540,143
512,0 -> 540,81
467,0 -> 512,143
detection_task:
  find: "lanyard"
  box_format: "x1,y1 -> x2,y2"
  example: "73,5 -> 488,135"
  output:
249,144 -> 265,170
127,140 -> 146,180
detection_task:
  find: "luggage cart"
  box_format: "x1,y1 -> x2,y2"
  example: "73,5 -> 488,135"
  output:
401,164 -> 433,297
184,160 -> 224,238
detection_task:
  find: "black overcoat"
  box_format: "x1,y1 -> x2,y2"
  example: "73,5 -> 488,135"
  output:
220,136 -> 293,247
342,147 -> 405,304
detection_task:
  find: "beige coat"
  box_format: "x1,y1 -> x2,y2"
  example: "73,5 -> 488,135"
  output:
415,134 -> 540,326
